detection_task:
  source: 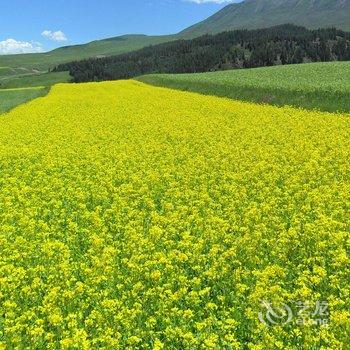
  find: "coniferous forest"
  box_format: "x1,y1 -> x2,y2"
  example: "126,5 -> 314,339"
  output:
54,25 -> 350,83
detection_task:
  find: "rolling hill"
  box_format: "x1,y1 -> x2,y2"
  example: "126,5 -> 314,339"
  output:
0,35 -> 175,71
55,25 -> 350,84
1,0 -> 350,73
0,35 -> 175,91
0,0 -> 349,92
181,0 -> 350,36
0,87 -> 48,114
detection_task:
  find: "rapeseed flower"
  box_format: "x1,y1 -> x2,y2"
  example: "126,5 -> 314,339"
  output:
0,80 -> 348,349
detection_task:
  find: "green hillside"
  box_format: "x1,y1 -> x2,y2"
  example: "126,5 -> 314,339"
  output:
0,35 -> 175,93
138,61 -> 350,113
0,0 -> 349,95
0,71 -> 70,89
0,34 -> 175,71
0,67 -> 32,77
181,0 -> 350,37
0,70 -> 70,113
0,87 -> 48,114
2,0 -> 349,73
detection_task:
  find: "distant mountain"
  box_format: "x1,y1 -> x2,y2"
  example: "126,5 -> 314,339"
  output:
1,0 -> 349,72
181,0 -> 350,36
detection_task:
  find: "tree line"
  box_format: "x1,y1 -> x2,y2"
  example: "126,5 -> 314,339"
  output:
54,24 -> 350,83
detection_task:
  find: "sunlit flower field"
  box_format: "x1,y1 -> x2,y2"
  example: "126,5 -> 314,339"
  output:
0,81 -> 349,349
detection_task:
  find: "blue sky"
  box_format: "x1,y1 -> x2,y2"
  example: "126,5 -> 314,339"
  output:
0,0 -> 241,54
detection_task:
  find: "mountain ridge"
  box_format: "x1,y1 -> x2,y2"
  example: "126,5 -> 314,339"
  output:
0,0 -> 349,71
181,0 -> 350,36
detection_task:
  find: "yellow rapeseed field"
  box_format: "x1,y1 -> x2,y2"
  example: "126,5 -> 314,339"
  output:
0,81 -> 349,349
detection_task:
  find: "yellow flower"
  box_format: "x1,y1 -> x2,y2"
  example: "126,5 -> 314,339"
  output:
153,339 -> 164,350
150,270 -> 161,280
0,80 -> 348,349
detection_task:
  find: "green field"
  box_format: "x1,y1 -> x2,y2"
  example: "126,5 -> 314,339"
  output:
0,71 -> 69,113
0,67 -> 16,77
0,71 -> 70,89
138,62 -> 350,113
0,87 -> 48,114
0,67 -> 40,79
2,62 -> 349,114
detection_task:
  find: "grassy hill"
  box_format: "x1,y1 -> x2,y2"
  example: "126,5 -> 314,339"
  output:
0,71 -> 70,89
0,0 -> 349,109
0,35 -> 175,71
0,33 -> 172,111
138,61 -> 350,113
181,0 -> 350,37
0,70 -> 70,113
0,87 -> 48,114
0,67 -> 36,77
1,0 -> 349,74
0,35 -> 175,111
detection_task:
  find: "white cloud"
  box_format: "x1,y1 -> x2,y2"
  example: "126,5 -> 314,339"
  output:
41,30 -> 67,42
0,39 -> 43,55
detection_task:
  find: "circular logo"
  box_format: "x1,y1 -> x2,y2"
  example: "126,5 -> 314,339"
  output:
258,301 -> 293,326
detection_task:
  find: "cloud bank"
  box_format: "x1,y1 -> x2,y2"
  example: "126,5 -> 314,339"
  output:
0,39 -> 43,55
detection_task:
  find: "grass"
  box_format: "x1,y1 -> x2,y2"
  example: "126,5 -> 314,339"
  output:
0,67 -> 14,77
0,71 -> 70,89
137,61 -> 350,113
0,87 -> 48,114
0,35 -> 175,71
0,71 -> 69,113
